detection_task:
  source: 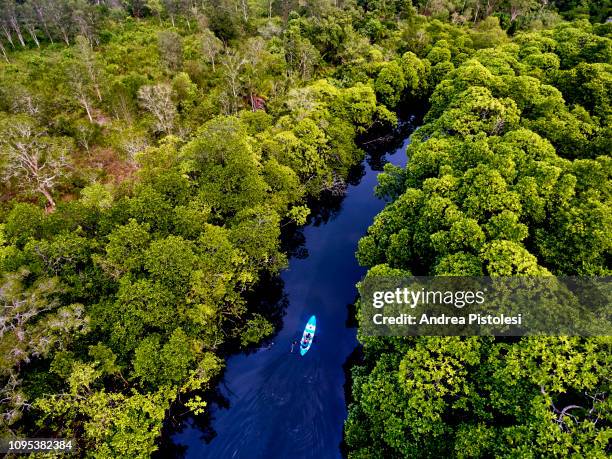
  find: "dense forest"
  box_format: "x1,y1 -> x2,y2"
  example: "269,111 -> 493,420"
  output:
0,0 -> 609,457
346,8 -> 612,459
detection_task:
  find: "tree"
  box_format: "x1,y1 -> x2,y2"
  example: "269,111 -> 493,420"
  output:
35,385 -> 175,458
147,0 -> 164,23
0,116 -> 72,209
508,0 -> 538,21
137,84 -> 177,135
0,40 -> 8,63
0,268 -> 88,427
44,0 -> 73,45
200,28 -> 223,71
18,3 -> 41,48
133,328 -> 196,386
101,219 -> 151,276
181,116 -> 269,215
67,62 -> 96,122
157,30 -> 183,71
71,1 -> 101,46
284,26 -> 320,80
374,60 -> 407,108
0,0 -> 25,48
220,50 -> 246,114
162,0 -> 184,27
28,0 -> 55,43
74,35 -> 103,102
240,314 -> 274,346
0,270 -> 61,369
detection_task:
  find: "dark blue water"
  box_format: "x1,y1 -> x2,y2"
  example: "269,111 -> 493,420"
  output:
171,126 -> 413,459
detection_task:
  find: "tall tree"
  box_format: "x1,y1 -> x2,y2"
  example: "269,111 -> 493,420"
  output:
220,50 -> 246,114
200,28 -> 223,71
46,0 -> 73,45
1,0 -> 25,47
28,0 -> 54,44
137,83 -> 177,134
75,35 -> 103,102
67,63 -> 96,122
18,3 -> 41,48
0,40 -> 8,63
158,30 -> 183,71
0,116 -> 72,209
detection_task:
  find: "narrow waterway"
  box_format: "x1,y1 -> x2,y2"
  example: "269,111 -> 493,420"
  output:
170,119 -> 417,458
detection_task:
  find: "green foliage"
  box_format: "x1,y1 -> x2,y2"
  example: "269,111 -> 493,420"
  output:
36,386 -> 176,459
0,1 -> 405,454
348,17 -> 611,459
0,1 -> 609,456
375,61 -> 407,108
240,314 -> 275,346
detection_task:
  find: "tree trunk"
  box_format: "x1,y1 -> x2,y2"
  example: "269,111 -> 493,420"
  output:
60,28 -> 70,45
39,187 -> 56,210
0,42 -> 9,63
1,25 -> 15,48
94,84 -> 102,102
27,27 -> 40,48
10,19 -> 25,47
241,0 -> 249,22
42,21 -> 53,43
33,7 -> 54,43
82,98 -> 93,122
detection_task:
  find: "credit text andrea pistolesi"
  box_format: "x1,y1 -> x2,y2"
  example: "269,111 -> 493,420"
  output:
372,313 -> 523,326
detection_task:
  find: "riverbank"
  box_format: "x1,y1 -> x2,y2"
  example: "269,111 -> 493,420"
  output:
156,116 -> 420,458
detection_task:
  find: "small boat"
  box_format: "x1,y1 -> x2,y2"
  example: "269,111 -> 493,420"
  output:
300,315 -> 316,356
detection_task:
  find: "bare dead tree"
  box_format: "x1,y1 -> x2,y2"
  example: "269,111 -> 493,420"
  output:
0,117 -> 72,209
122,135 -> 149,164
539,385 -> 607,432
9,86 -> 41,117
137,83 -> 177,135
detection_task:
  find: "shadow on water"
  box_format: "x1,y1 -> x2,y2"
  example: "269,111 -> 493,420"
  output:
243,273 -> 290,344
361,116 -> 420,171
156,114 -> 421,459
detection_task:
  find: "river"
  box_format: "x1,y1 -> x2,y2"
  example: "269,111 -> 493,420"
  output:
168,118 -> 417,458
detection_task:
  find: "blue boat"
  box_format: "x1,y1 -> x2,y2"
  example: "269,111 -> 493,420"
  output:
300,315 -> 316,356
